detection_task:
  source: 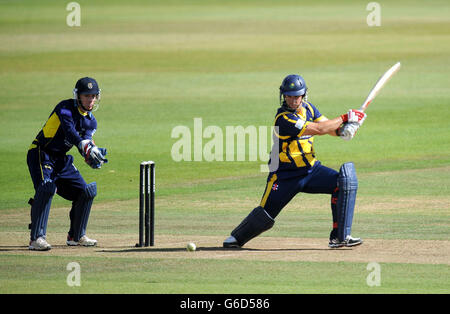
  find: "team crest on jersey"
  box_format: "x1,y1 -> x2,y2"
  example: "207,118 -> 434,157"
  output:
272,183 -> 279,191
87,82 -> 93,89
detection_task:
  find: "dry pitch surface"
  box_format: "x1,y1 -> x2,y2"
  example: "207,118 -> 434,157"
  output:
1,233 -> 448,265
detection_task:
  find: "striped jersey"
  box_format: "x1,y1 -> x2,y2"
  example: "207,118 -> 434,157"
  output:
269,101 -> 325,179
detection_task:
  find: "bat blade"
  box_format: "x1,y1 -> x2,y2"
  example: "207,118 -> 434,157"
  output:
360,62 -> 401,112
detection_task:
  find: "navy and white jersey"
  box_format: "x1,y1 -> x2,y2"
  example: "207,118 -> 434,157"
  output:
30,99 -> 97,155
269,101 -> 325,179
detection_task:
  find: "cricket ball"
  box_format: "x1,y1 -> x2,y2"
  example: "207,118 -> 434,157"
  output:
186,242 -> 196,252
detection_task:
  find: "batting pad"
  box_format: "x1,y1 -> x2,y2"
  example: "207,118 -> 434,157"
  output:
336,162 -> 358,241
231,206 -> 275,247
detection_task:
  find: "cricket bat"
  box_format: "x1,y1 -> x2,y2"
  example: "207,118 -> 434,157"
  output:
359,62 -> 401,112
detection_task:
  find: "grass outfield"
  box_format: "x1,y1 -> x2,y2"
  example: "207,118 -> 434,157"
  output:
1,254 -> 448,294
0,0 -> 449,294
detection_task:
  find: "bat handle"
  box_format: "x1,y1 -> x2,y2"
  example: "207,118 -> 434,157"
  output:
359,100 -> 371,112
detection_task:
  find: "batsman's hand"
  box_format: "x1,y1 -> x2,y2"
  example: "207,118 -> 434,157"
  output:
339,122 -> 360,141
341,109 -> 367,126
78,140 -> 108,169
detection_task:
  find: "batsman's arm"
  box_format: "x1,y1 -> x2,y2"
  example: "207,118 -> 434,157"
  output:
312,116 -> 339,136
302,116 -> 344,136
303,109 -> 366,137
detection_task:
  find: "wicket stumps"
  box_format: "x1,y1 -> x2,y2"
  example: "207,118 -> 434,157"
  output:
137,161 -> 155,247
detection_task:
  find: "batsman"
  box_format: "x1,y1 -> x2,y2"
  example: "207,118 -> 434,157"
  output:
223,74 -> 366,249
27,77 -> 108,251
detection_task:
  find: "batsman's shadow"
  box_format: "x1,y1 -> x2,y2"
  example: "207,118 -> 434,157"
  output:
100,246 -> 342,253
0,246 -> 31,252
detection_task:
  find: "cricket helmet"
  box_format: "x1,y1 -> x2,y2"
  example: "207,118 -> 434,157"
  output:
73,77 -> 101,112
280,74 -> 307,96
279,74 -> 308,108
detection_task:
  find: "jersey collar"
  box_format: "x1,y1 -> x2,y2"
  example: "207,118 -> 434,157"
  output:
77,106 -> 93,118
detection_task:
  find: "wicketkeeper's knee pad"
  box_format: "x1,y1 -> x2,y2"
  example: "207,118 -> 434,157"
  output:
336,162 -> 358,241
30,180 -> 56,240
71,182 -> 97,241
83,182 -> 97,199
231,206 -> 275,247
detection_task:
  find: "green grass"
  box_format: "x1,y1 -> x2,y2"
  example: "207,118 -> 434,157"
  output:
1,255 -> 449,294
0,0 -> 449,294
1,0 -> 450,207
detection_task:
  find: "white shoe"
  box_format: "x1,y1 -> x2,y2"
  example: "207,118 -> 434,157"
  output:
29,237 -> 52,251
67,235 -> 97,247
344,235 -> 363,247
328,235 -> 363,248
223,235 -> 241,248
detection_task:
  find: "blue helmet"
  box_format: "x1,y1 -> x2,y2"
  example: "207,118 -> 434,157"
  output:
73,77 -> 101,112
74,77 -> 100,95
279,74 -> 308,109
279,74 -> 307,97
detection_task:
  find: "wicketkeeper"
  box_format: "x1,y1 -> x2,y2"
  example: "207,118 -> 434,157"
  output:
223,74 -> 366,248
27,77 -> 108,251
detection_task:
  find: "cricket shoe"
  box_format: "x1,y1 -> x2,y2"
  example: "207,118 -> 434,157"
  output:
328,235 -> 363,248
344,235 -> 363,247
67,235 -> 98,247
29,237 -> 52,251
223,236 -> 241,248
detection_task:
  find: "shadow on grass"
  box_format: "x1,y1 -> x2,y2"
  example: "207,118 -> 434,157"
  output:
100,246 -> 346,253
0,245 -> 351,253
0,246 -> 30,252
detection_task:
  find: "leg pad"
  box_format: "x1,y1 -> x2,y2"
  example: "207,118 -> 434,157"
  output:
71,182 -> 97,241
231,206 -> 275,247
336,163 -> 358,241
30,180 -> 56,240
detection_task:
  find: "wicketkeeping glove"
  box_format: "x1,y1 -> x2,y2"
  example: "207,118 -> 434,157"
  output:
78,140 -> 108,169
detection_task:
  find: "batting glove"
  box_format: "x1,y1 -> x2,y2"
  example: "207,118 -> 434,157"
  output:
341,109 -> 367,125
339,122 -> 360,141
